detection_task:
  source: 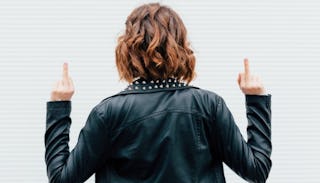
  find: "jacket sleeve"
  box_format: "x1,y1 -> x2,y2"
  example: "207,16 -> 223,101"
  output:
213,95 -> 272,183
45,101 -> 110,183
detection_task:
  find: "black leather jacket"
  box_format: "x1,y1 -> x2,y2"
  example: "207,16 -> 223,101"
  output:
45,78 -> 272,183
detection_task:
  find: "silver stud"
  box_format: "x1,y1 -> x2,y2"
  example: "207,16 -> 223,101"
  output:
135,86 -> 139,90
151,80 -> 154,83
166,84 -> 169,88
172,84 -> 176,87
168,79 -> 172,82
142,86 -> 146,90
183,83 -> 187,86
148,86 -> 152,89
160,84 -> 163,88
135,81 -> 139,84
154,85 -> 158,88
156,80 -> 159,83
162,80 -> 166,83
174,79 -> 177,83
142,81 -> 146,84
178,83 -> 181,87
128,87 -> 132,90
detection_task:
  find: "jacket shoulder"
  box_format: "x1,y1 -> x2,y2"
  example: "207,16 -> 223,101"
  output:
189,87 -> 224,105
180,87 -> 225,120
85,94 -> 123,122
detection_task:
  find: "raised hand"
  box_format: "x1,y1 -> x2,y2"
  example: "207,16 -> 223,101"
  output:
50,63 -> 75,101
237,58 -> 266,95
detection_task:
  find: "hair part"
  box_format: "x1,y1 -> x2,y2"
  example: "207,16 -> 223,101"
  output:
115,3 -> 196,83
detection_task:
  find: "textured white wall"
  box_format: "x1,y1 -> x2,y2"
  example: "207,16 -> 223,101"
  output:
0,0 -> 319,182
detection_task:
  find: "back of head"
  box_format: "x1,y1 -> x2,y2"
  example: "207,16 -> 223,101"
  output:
115,3 -> 196,83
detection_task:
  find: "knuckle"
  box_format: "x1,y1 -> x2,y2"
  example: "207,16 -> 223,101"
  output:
252,85 -> 259,89
68,88 -> 74,93
60,91 -> 68,95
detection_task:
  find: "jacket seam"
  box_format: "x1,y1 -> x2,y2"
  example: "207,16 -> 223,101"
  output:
111,109 -> 208,139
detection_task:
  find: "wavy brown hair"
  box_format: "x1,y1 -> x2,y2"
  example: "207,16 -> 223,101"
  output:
115,3 -> 196,83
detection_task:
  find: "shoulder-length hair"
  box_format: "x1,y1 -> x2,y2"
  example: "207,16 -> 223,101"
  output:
115,3 -> 196,83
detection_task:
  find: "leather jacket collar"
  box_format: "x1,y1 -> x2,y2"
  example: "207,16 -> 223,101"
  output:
118,77 -> 198,95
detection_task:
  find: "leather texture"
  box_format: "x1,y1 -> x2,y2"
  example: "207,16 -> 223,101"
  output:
45,78 -> 272,183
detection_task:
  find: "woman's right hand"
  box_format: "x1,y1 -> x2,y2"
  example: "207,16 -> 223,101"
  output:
50,63 -> 75,101
237,58 -> 266,95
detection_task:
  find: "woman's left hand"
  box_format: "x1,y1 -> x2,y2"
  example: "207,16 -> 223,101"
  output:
50,63 -> 75,101
237,59 -> 266,95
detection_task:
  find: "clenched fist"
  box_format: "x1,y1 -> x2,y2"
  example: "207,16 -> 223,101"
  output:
50,63 -> 75,101
237,59 -> 266,95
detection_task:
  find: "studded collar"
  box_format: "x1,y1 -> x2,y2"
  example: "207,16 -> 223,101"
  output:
118,78 -> 198,95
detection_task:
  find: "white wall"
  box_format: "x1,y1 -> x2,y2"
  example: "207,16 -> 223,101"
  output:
0,0 -> 319,182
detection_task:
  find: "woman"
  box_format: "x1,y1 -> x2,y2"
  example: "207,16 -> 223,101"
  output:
45,3 -> 272,183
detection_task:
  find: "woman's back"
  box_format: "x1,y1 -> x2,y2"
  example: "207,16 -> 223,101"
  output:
96,82 -> 216,182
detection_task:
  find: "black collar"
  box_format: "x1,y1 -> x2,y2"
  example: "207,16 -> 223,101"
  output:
118,78 -> 197,95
